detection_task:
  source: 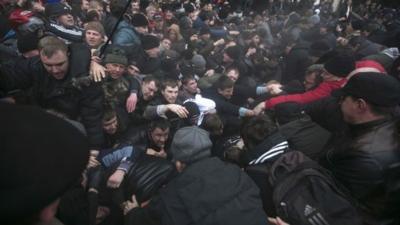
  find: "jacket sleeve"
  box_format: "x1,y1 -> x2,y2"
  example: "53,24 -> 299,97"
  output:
79,83 -> 105,149
0,57 -> 38,96
265,82 -> 335,109
214,98 -> 241,117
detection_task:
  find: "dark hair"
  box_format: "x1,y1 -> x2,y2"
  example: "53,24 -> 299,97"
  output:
215,75 -> 234,91
110,0 -> 126,17
148,118 -> 170,132
161,79 -> 179,91
200,114 -> 223,136
241,115 -> 277,150
181,74 -> 196,85
142,75 -> 160,87
349,36 -> 366,47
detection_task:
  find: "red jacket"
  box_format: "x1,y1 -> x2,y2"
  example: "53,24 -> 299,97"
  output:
265,79 -> 347,109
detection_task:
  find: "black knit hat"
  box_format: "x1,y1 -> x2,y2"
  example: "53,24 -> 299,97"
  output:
17,32 -> 40,53
324,54 -> 356,77
0,103 -> 89,223
45,3 -> 72,18
131,13 -> 149,27
225,45 -> 241,61
141,35 -> 160,50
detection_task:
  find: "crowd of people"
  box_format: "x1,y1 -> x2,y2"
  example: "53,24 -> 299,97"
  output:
1,0 -> 400,224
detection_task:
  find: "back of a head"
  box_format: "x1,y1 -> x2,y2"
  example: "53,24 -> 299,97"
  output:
110,0 -> 127,17
0,103 -> 89,224
170,126 -> 212,164
241,114 -> 277,150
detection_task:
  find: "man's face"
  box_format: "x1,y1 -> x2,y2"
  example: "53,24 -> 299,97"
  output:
131,1 -> 140,13
105,63 -> 126,79
183,79 -> 198,95
58,13 -> 75,27
85,30 -> 103,48
161,39 -> 171,50
142,81 -> 157,101
162,86 -> 179,103
165,10 -> 173,20
226,70 -> 239,82
340,95 -> 358,124
150,127 -> 169,149
41,50 -> 69,80
103,116 -> 118,135
218,87 -> 234,99
81,0 -> 89,11
145,47 -> 160,58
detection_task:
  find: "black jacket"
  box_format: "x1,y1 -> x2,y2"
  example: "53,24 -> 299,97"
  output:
282,41 -> 312,84
125,157 -> 268,225
322,118 -> 400,225
279,115 -> 331,161
0,44 -> 104,148
202,87 -> 241,118
244,132 -> 290,216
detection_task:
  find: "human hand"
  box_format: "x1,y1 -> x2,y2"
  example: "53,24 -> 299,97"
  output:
246,47 -> 257,57
244,109 -> 255,117
146,148 -> 167,158
87,150 -> 100,168
90,61 -> 106,82
253,102 -> 266,115
268,217 -> 290,225
214,38 -> 225,46
204,69 -> 215,77
123,195 -> 139,215
267,83 -> 283,95
126,93 -> 137,113
168,104 -> 189,118
107,169 -> 125,188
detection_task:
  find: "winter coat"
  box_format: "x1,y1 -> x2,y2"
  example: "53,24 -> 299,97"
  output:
322,118 -> 400,225
125,157 -> 269,225
0,43 -> 104,148
282,41 -> 312,84
279,115 -> 331,160
243,132 -> 290,216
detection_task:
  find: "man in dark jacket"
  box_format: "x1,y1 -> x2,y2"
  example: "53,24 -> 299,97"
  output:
322,72 -> 400,225
0,36 -> 104,150
124,126 -> 269,225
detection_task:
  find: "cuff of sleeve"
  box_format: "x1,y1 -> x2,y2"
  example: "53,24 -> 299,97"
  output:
256,86 -> 268,95
239,107 -> 248,117
130,90 -> 138,94
157,105 -> 168,117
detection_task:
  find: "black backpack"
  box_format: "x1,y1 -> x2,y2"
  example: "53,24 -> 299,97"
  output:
269,151 -> 362,225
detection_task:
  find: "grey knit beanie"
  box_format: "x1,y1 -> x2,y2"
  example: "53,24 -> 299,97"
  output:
170,126 -> 212,164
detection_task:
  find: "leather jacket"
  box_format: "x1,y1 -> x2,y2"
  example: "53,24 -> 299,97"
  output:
324,118 -> 400,225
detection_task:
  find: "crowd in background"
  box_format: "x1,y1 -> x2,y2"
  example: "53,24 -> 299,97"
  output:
1,0 -> 400,224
